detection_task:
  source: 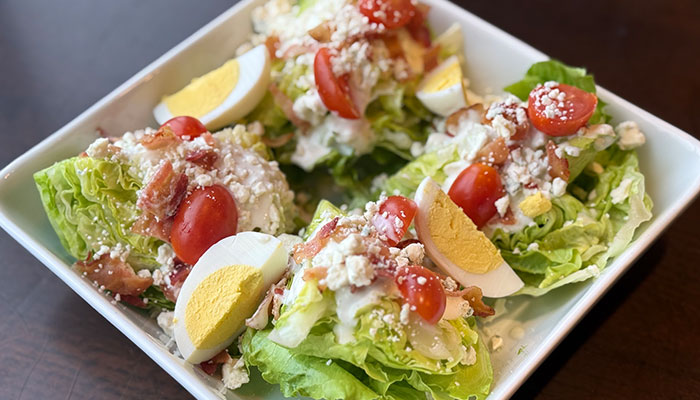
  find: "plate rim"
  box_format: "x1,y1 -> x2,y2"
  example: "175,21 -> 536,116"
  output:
1,0 -> 700,399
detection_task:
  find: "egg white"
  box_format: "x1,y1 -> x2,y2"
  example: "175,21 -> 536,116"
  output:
153,44 -> 271,131
414,178 -> 524,298
173,232 -> 288,363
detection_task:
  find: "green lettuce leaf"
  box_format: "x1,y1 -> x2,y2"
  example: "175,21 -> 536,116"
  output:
242,328 -> 383,400
34,156 -> 163,269
303,199 -> 345,240
504,60 -> 611,125
380,144 -> 460,197
492,147 -> 652,295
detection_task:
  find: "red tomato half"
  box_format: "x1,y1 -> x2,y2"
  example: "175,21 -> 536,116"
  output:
160,116 -> 208,140
372,195 -> 417,246
358,0 -> 416,30
395,265 -> 446,324
171,185 -> 238,265
527,82 -> 597,137
314,48 -> 360,119
448,163 -> 505,228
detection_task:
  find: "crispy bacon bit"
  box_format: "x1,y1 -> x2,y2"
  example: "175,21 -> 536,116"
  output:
75,255 -> 153,296
79,151 -> 88,157
484,101 -> 530,140
293,217 -> 339,263
162,261 -> 192,303
309,22 -> 333,42
200,350 -> 231,375
445,104 -> 485,136
186,149 -> 218,170
476,137 -> 509,166
423,44 -> 441,72
395,239 -> 421,249
262,132 -> 294,148
546,140 -> 571,182
269,83 -> 311,132
265,35 -> 281,59
137,161 -> 188,219
303,266 -> 328,282
140,125 -> 181,150
446,286 -> 495,317
383,33 -> 404,59
247,277 -> 288,329
495,208 -> 517,225
406,3 -> 432,47
131,212 -> 173,242
201,131 -> 216,146
120,295 -> 148,308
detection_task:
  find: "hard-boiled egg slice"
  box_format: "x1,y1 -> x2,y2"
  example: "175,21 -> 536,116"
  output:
173,232 -> 287,363
153,45 -> 270,131
415,55 -> 467,117
414,177 -> 523,297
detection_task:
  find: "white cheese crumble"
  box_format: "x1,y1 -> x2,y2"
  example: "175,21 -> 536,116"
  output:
615,121 -> 646,150
494,195 -> 510,217
222,357 -> 250,390
156,311 -> 175,338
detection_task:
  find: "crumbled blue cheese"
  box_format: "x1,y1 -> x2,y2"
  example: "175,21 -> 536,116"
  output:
615,121 -> 646,150
222,357 -> 250,390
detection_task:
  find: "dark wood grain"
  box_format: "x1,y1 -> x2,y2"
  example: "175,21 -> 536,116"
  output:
0,1 -> 698,399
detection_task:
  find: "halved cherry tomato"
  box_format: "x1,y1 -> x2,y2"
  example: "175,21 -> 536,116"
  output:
313,48 -> 360,119
160,116 -> 208,140
448,163 -> 505,228
171,185 -> 238,265
358,0 -> 416,29
372,195 -> 417,246
395,265 -> 446,324
527,82 -> 597,137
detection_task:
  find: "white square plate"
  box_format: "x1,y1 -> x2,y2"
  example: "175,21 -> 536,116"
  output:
2,0 -> 700,399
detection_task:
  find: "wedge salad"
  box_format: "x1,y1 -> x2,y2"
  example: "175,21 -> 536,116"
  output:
33,0 -> 652,398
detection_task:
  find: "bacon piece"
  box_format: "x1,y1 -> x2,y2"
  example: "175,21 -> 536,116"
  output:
120,295 -> 148,308
162,261 -> 192,303
269,83 -> 311,132
200,350 -> 231,375
395,239 -> 421,249
75,255 -> 153,296
406,3 -> 432,47
137,161 -> 188,219
201,131 -> 216,146
140,126 -> 181,150
423,44 -> 441,72
494,207 -> 517,226
546,140 -> 571,182
293,217 -> 339,263
446,286 -> 495,317
265,35 -> 280,59
484,101 -> 530,140
186,148 -> 218,170
476,137 -> 509,166
262,132 -> 294,148
247,277 -> 288,329
131,212 -> 173,242
445,104 -> 485,136
309,22 -> 333,42
303,266 -> 328,282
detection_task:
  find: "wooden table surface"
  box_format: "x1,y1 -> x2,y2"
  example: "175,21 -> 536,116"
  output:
1,0 -> 698,399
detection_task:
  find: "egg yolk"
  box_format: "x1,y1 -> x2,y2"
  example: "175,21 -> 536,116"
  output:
422,59 -> 462,93
165,59 -> 240,119
426,188 -> 503,274
519,192 -> 552,218
185,264 -> 263,349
